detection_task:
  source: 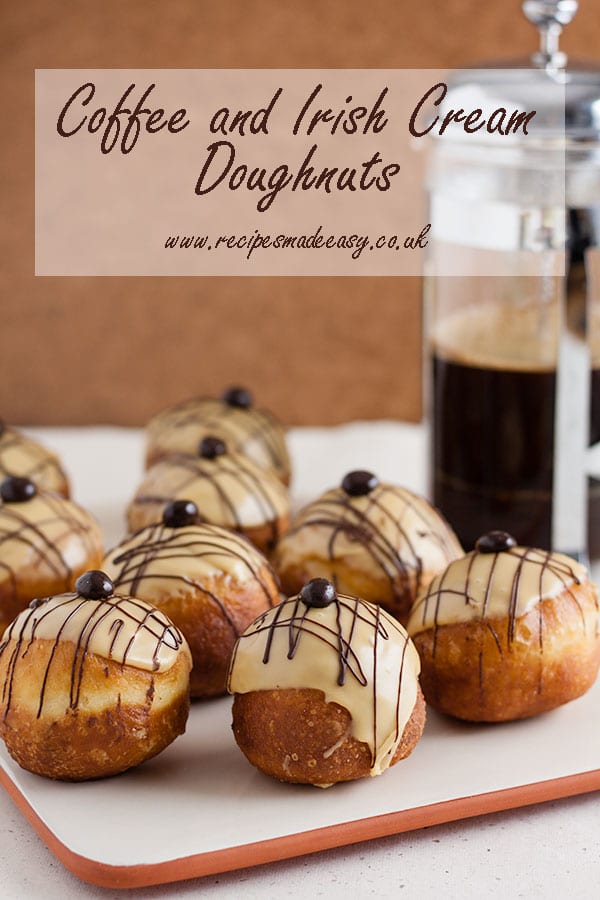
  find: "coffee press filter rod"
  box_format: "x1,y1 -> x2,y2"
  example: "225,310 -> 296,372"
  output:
552,306 -> 590,563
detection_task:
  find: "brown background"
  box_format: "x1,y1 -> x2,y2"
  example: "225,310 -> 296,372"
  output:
2,0 -> 600,427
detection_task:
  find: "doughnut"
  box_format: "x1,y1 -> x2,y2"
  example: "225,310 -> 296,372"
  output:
407,530 -> 600,722
0,476 -> 103,634
228,578 -> 425,787
274,470 -> 462,624
145,387 -> 291,485
103,501 -> 280,698
0,570 -> 192,781
127,436 -> 289,556
0,421 -> 69,497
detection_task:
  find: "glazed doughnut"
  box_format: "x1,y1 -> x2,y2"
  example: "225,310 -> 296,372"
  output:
127,436 -> 289,556
0,476 -> 103,634
104,501 -> 280,697
0,570 -> 192,781
228,578 -> 425,787
0,421 -> 69,497
145,387 -> 291,484
407,531 -> 600,722
274,470 -> 462,624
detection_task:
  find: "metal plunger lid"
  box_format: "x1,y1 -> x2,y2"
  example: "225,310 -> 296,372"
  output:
440,1 -> 600,146
523,0 -> 600,142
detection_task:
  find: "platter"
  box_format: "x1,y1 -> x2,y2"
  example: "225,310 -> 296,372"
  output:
0,425 -> 598,889
1,681 -> 598,889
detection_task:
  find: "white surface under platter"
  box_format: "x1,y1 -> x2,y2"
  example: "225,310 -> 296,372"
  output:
0,424 -> 598,895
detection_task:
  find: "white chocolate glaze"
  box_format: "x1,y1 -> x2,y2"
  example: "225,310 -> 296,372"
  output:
407,546 -> 590,636
145,397 -> 290,482
0,493 -> 102,586
103,522 -> 276,605
228,593 -> 421,777
276,482 -> 462,590
128,452 -> 289,533
0,428 -> 69,496
1,592 -> 188,674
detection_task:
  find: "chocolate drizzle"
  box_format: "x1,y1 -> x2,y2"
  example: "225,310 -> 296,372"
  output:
129,452 -> 288,550
0,591 -> 186,719
277,483 -> 462,615
412,546 -> 587,642
0,427 -> 69,496
258,594 -> 384,686
228,592 -> 421,773
406,542 -> 600,715
105,522 -> 277,640
0,492 -> 101,602
408,546 -> 597,699
145,396 -> 290,483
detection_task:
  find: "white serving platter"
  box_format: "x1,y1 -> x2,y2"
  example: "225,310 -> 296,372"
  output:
1,681 -> 598,888
0,425 -> 598,888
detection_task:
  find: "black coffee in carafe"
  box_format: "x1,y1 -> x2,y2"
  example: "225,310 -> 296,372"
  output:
433,360 -> 600,555
432,354 -> 556,550
431,302 -> 599,553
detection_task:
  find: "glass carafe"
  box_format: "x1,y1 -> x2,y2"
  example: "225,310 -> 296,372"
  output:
425,0 -> 600,561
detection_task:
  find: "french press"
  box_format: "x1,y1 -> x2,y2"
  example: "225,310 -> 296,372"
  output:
426,0 -> 600,562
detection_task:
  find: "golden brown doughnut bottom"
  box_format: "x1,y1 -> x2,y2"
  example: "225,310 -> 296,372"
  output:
411,582 -> 600,722
276,557 -> 438,626
0,640 -> 191,781
231,686 -> 426,786
139,569 -> 280,698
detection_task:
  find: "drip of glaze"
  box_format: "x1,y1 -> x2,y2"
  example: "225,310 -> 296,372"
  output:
228,592 -> 420,774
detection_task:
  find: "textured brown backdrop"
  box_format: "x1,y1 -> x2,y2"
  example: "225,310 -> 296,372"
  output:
2,0 -> 599,426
